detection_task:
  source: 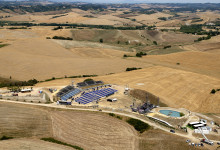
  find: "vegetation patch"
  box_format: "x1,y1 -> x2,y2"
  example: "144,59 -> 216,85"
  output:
186,125 -> 194,130
163,45 -> 171,49
180,25 -> 203,34
210,89 -> 220,94
180,112 -> 185,117
0,135 -> 13,140
83,15 -> 95,18
53,26 -> 63,30
41,137 -> 84,150
153,41 -> 157,45
7,27 -> 28,30
124,52 -> 147,58
0,78 -> 38,88
158,17 -> 168,21
109,113 -> 122,120
0,44 -> 9,48
126,67 -> 142,72
51,14 -> 67,19
52,36 -> 73,40
136,52 -> 147,57
194,35 -> 211,42
126,118 -> 150,133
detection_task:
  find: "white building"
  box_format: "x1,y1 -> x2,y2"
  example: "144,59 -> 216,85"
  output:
194,126 -> 212,134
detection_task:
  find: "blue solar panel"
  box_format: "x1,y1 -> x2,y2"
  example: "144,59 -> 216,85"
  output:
61,88 -> 82,101
75,88 -> 117,104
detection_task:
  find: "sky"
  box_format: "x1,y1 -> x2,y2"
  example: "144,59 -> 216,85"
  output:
1,0 -> 220,3
57,0 -> 220,3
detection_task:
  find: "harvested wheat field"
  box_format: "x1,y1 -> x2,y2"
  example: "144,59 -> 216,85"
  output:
51,111 -> 138,150
130,12 -> 172,25
0,102 -> 205,150
0,102 -> 52,138
0,29 -> 151,80
94,66 -> 220,113
140,129 -> 206,150
138,51 -> 220,79
0,138 -> 73,150
35,65 -> 220,113
0,12 -> 89,24
182,35 -> 220,54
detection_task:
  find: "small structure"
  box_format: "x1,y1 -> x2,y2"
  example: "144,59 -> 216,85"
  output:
57,101 -> 71,105
136,101 -> 155,114
188,121 -> 207,129
200,119 -> 207,124
107,98 -> 117,102
21,89 -> 32,93
195,126 -> 212,134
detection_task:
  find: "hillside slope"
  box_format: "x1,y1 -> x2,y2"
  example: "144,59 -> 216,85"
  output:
95,66 -> 220,113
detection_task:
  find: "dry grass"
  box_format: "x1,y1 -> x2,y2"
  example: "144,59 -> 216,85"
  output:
93,66 -> 220,113
139,129 -> 206,150
51,111 -> 138,150
0,138 -> 73,150
36,65 -> 220,113
0,102 -> 213,150
0,102 -> 52,138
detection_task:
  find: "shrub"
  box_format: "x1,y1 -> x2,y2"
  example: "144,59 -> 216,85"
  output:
82,75 -> 97,77
99,38 -> 103,43
0,136 -> 13,140
176,62 -> 180,65
52,36 -> 73,40
83,78 -> 94,82
210,89 -> 216,94
116,116 -> 122,120
136,52 -> 147,57
153,41 -> 157,45
109,113 -> 115,117
180,112 -> 185,117
41,137 -> 83,150
123,54 -> 128,57
158,17 -> 167,21
126,118 -> 150,133
126,67 -> 142,71
164,45 -> 171,49
53,26 -> 63,30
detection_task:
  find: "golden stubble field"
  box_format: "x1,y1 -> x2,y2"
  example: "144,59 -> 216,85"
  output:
0,21 -> 219,114
36,65 -> 220,113
0,102 -> 205,150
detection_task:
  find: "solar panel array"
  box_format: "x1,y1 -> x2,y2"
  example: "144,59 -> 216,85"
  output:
76,88 -> 117,104
61,88 -> 82,101
57,85 -> 75,97
77,80 -> 104,87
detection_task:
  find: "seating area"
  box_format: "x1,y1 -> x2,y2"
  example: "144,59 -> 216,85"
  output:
60,88 -> 82,101
75,88 -> 117,104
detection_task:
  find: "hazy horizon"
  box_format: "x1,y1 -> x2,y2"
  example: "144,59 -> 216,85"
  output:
52,0 -> 220,3
1,0 -> 220,3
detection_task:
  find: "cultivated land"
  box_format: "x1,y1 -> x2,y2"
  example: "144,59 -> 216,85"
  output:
0,102 -> 207,150
0,2 -> 220,150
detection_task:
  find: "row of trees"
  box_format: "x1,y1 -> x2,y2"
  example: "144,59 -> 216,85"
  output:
0,79 -> 38,88
0,21 -> 148,30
